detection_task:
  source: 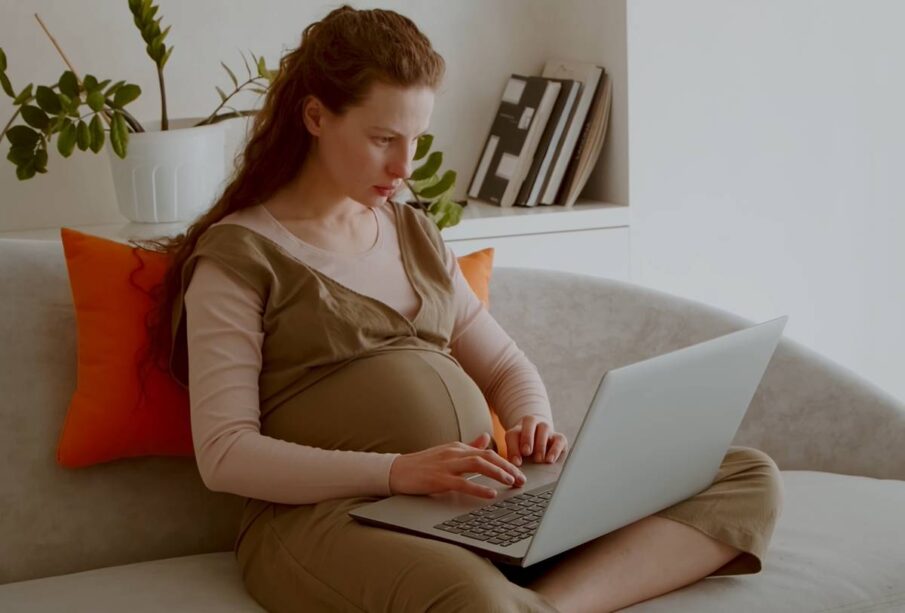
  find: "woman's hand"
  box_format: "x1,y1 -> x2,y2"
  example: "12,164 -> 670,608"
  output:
388,432 -> 527,499
505,415 -> 569,467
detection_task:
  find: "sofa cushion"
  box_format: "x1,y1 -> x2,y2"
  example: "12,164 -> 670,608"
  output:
0,552 -> 262,612
623,471 -> 905,612
2,471 -> 902,612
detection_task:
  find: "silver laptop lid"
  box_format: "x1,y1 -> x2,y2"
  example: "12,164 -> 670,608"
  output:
522,316 -> 788,567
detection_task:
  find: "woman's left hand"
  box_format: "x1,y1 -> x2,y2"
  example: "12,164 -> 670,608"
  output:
504,415 -> 569,466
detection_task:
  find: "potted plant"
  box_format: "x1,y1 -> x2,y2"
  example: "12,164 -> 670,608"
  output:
1,0 -> 465,228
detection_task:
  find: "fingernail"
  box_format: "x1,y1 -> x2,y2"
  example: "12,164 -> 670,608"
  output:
505,475 -> 514,484
523,445 -> 530,454
514,456 -> 522,466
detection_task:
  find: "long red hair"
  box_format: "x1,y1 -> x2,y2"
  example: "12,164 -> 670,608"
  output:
129,5 -> 446,401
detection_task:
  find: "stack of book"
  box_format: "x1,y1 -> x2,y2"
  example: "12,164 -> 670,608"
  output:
466,59 -> 613,208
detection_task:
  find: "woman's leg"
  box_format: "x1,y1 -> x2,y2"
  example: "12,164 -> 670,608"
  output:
237,495 -> 561,612
518,446 -> 783,612
527,514 -> 742,612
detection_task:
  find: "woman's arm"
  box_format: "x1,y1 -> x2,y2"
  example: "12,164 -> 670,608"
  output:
444,246 -> 555,430
184,258 -> 401,504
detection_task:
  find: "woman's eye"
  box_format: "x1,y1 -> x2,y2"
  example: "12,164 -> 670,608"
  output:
376,136 -> 393,144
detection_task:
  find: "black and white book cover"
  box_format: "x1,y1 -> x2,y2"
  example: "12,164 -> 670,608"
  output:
468,74 -> 561,207
515,78 -> 581,207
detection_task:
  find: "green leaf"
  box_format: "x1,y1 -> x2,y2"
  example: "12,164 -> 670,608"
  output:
420,169 -> 456,199
161,46 -> 173,68
87,90 -> 105,112
35,85 -> 61,114
248,86 -> 268,95
14,83 -> 34,106
6,125 -> 39,147
150,40 -> 164,60
16,158 -> 37,180
113,84 -> 141,107
58,93 -> 78,116
215,86 -> 228,103
83,74 -> 98,92
59,70 -> 79,97
0,47 -> 7,72
57,121 -> 77,157
49,115 -> 66,133
105,80 -> 125,97
0,72 -> 13,98
156,24 -> 171,43
411,150 -> 442,181
221,61 -> 238,88
76,120 -> 90,151
110,112 -> 128,158
34,147 -> 48,172
7,145 -> 33,165
20,105 -> 49,131
414,134 -> 433,160
240,51 -> 252,79
256,56 -> 268,79
89,114 -> 105,153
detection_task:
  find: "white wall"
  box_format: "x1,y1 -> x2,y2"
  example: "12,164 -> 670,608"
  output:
627,0 -> 905,401
0,0 -> 627,231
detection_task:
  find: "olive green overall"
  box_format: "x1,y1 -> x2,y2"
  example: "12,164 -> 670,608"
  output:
169,200 -> 782,612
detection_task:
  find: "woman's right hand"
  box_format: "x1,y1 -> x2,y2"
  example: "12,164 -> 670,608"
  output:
388,432 -> 527,499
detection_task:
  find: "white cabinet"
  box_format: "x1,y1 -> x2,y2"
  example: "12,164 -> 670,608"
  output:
443,198 -> 630,281
0,198 -> 631,281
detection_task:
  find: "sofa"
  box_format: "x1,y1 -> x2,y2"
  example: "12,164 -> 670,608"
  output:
1,235 -> 904,613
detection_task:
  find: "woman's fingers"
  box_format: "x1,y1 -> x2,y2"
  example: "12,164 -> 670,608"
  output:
459,451 -> 525,486
532,421 -> 552,462
545,433 -> 568,463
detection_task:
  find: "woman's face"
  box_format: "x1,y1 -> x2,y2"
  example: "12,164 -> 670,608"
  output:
307,81 -> 435,207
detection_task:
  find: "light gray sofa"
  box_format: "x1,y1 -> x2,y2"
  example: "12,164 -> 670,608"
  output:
1,236 -> 904,612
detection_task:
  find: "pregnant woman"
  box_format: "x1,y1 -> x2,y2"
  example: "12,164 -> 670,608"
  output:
139,6 -> 783,612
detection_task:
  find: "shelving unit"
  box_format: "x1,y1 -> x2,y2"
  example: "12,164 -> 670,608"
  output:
0,198 -> 631,281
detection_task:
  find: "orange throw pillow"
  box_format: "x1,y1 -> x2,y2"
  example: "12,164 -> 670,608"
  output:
58,227 -> 192,467
58,228 -> 507,466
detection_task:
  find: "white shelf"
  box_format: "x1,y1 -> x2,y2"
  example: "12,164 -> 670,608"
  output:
441,198 -> 629,241
0,199 -> 629,244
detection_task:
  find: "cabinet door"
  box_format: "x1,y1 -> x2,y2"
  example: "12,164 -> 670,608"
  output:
447,227 -> 630,281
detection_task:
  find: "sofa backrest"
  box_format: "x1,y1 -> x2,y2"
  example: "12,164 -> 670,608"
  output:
3,236 -> 904,584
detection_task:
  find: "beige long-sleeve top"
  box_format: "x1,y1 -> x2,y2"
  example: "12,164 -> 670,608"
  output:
183,200 -> 553,505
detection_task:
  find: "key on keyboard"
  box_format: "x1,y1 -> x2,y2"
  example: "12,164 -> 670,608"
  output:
434,485 -> 554,547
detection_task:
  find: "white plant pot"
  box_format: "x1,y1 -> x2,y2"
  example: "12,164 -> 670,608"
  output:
105,116 -> 228,223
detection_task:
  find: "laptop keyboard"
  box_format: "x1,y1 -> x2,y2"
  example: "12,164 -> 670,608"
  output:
433,485 -> 554,547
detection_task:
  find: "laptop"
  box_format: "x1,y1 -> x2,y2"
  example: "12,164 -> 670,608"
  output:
350,315 -> 789,567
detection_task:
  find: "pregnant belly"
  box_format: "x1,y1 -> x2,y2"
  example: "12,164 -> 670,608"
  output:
261,348 -> 494,455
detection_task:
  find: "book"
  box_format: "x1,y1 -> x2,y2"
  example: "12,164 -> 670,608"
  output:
555,70 -> 613,208
515,78 -> 582,207
467,74 -> 561,208
537,60 -> 604,205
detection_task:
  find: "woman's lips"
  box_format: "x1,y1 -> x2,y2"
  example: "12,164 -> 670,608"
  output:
373,186 -> 394,197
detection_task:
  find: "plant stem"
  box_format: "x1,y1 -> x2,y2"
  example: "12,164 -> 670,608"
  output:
157,65 -> 168,130
34,13 -> 145,133
195,76 -> 265,127
33,12 -> 115,132
195,109 -> 257,127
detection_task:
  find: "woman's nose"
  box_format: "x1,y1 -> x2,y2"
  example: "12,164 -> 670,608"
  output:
389,154 -> 413,181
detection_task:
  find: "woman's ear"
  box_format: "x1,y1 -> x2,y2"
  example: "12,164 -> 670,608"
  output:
301,95 -> 324,138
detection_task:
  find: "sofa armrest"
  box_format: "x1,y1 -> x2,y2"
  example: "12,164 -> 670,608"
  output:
740,334 -> 905,480
488,268 -> 905,481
